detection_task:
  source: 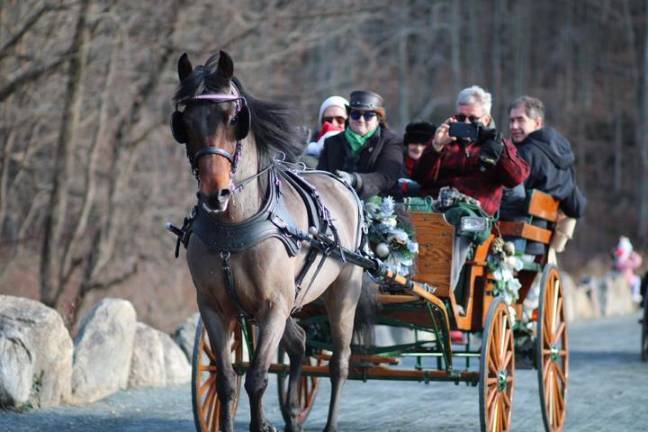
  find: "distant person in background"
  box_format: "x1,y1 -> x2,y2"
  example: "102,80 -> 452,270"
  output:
302,96 -> 348,167
613,236 -> 643,304
393,121 -> 436,198
500,96 -> 586,260
317,90 -> 402,198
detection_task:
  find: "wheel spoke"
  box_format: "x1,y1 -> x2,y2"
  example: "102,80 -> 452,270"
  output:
499,317 -> 508,359
199,374 -> 216,397
552,322 -> 566,345
490,339 -> 500,371
211,398 -> 221,432
199,364 -> 218,373
486,386 -> 498,408
554,361 -> 567,386
489,394 -> 499,431
542,324 -> 552,349
203,382 -> 217,427
204,342 -> 217,363
502,350 -> 513,370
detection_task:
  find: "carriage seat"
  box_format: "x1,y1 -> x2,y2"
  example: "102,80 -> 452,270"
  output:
497,190 -> 561,264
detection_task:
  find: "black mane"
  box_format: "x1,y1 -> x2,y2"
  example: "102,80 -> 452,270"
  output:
173,56 -> 304,166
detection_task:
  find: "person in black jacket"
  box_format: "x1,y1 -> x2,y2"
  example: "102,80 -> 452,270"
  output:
317,90 -> 403,199
501,95 -> 586,256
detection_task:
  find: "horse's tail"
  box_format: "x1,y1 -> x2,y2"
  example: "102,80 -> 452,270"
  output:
352,273 -> 380,353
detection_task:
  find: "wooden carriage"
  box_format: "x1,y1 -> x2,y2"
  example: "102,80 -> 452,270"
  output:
191,190 -> 569,432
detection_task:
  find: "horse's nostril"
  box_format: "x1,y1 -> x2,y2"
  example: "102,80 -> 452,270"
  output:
218,189 -> 231,200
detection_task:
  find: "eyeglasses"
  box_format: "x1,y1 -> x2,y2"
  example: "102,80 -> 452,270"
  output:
349,110 -> 377,121
454,113 -> 481,123
323,116 -> 346,124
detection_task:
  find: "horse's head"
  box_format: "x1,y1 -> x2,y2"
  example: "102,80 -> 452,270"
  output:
171,51 -> 250,213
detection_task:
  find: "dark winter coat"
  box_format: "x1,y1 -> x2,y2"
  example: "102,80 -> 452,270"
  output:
501,127 -> 587,220
317,125 -> 403,199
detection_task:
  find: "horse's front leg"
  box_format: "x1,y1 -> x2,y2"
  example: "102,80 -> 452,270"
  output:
322,267 -> 363,432
246,304 -> 289,432
199,304 -> 238,432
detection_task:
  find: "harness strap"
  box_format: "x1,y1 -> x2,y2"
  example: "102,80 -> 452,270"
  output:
220,251 -> 251,319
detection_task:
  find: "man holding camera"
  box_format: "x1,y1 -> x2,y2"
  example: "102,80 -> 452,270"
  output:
414,85 -> 529,215
414,85 -> 529,293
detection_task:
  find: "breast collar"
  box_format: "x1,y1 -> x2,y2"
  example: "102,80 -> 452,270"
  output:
188,166 -> 306,256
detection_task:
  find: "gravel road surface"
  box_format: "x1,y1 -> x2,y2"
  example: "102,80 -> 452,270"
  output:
2,313 -> 647,431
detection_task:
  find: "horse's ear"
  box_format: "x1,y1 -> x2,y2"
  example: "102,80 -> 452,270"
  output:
217,50 -> 234,80
178,53 -> 193,82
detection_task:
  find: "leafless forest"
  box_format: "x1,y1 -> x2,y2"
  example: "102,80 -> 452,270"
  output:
1,0 -> 647,331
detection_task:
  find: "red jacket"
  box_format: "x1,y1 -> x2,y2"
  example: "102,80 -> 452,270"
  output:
413,138 -> 529,215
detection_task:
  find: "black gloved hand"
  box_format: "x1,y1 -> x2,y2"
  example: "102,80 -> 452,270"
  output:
335,170 -> 362,189
478,131 -> 504,170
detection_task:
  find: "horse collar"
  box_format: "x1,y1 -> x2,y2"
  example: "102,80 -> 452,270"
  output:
189,167 -> 302,256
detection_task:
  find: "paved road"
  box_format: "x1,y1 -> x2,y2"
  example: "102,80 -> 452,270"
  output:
2,313 -> 648,431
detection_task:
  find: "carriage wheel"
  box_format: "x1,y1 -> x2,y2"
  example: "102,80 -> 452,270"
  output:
641,293 -> 648,362
536,265 -> 569,432
479,297 -> 515,432
277,347 -> 322,425
191,318 -> 243,432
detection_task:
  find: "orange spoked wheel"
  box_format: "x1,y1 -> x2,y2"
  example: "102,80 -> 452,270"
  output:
277,347 -> 322,426
191,318 -> 243,432
536,265 -> 569,432
479,297 -> 515,432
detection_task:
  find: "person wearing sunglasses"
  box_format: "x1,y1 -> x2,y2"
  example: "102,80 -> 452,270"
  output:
413,85 -> 529,293
317,90 -> 402,199
304,96 -> 349,165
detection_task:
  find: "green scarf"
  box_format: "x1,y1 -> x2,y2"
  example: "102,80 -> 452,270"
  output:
344,127 -> 378,155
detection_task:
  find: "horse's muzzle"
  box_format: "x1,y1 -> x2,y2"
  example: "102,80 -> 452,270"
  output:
199,189 -> 231,213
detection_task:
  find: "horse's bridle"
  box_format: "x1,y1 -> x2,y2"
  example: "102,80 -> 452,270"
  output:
173,84 -> 248,177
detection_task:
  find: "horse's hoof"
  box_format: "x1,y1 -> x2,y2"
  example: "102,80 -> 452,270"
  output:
251,422 -> 277,432
284,424 -> 304,432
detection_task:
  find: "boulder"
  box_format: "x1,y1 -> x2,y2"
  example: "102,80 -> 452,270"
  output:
0,295 -> 73,409
0,327 -> 34,408
173,313 -> 199,361
70,298 -> 136,404
160,332 -> 191,384
128,322 -> 166,388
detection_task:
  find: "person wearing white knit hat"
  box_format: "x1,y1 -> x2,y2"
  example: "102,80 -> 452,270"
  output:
305,96 -> 349,159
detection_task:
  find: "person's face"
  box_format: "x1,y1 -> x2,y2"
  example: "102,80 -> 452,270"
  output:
509,105 -> 543,143
407,142 -> 426,160
348,109 -> 379,135
455,103 -> 490,126
321,106 -> 347,128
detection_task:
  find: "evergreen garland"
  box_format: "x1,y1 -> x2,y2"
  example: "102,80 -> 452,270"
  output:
364,196 -> 419,276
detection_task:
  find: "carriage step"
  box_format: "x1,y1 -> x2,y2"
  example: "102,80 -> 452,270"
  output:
317,352 -> 400,365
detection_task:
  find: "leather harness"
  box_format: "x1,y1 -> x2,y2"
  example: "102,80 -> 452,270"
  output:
171,163 -> 351,318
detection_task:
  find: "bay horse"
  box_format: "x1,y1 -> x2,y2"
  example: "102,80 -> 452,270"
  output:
170,50 -> 364,432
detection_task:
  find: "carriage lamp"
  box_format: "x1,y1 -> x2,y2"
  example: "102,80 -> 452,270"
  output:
459,216 -> 488,232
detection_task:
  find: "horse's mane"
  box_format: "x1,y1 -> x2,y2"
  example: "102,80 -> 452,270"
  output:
173,54 -> 304,166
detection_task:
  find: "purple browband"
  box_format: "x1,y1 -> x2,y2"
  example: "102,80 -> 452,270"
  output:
178,92 -> 246,113
191,94 -> 241,101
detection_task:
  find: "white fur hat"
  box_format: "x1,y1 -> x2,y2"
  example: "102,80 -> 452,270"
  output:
318,96 -> 349,125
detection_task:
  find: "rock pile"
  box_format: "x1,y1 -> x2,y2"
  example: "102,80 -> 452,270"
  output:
0,296 -> 193,410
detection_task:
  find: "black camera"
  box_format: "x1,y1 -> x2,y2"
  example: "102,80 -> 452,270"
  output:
449,122 -> 479,141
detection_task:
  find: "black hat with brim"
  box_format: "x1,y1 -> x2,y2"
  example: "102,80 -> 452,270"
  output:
347,90 -> 386,119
